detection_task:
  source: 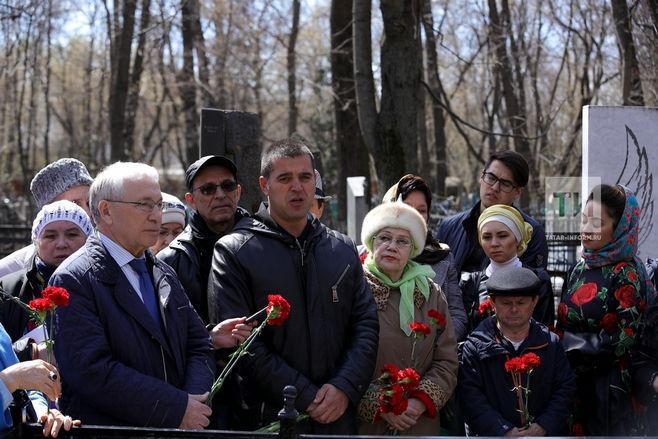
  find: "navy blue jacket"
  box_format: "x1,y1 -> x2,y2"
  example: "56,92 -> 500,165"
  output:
459,317 -> 575,435
436,202 -> 548,274
51,235 -> 215,427
208,207 -> 379,434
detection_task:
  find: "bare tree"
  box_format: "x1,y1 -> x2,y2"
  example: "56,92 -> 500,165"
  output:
354,0 -> 423,192
611,0 -> 645,105
287,0 -> 300,136
331,0 -> 369,222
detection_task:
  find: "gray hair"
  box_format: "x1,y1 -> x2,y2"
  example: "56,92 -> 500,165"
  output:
89,162 -> 159,222
260,138 -> 315,179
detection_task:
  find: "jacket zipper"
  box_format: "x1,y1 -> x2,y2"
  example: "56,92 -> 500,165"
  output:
331,264 -> 350,303
161,346 -> 167,383
294,239 -> 304,267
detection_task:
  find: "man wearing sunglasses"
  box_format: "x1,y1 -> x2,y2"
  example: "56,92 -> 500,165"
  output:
158,155 -> 249,325
436,150 -> 547,275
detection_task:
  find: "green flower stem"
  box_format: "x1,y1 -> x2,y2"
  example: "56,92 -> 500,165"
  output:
207,317 -> 268,405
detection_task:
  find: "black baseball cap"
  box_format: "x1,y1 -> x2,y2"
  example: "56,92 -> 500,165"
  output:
185,155 -> 238,191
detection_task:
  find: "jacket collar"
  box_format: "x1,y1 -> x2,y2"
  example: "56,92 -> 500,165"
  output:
85,235 -> 174,353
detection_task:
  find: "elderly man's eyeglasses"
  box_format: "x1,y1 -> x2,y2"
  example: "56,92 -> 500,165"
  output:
193,180 -> 238,196
107,199 -> 164,213
374,234 -> 412,249
481,171 -> 517,193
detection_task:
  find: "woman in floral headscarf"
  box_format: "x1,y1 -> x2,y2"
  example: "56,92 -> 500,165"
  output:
557,184 -> 655,436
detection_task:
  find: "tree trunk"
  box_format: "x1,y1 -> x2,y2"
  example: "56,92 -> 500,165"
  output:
181,0 -> 198,162
354,0 -> 422,193
109,0 -> 137,162
611,0 -> 645,105
287,0 -> 301,136
331,0 -> 369,224
421,0 -> 447,196
123,0 -> 151,160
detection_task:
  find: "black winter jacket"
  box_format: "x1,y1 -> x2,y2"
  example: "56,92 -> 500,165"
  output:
435,202 -> 548,274
208,207 -> 379,434
459,317 -> 575,435
158,207 -> 250,323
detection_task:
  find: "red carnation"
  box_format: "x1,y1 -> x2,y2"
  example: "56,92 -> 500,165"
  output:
639,299 -> 647,313
380,363 -> 399,379
409,322 -> 430,336
41,286 -> 70,307
478,298 -> 495,316
397,367 -> 421,391
624,327 -> 634,337
265,294 -> 291,326
571,283 -> 598,307
600,312 -> 618,334
28,298 -> 53,312
614,285 -> 637,309
572,423 -> 585,436
522,352 -> 541,370
428,309 -> 446,328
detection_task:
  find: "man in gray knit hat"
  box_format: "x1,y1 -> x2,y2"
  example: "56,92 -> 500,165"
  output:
0,158 -> 94,278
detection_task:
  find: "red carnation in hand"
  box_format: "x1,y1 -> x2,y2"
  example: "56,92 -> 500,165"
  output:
28,298 -> 53,312
614,285 -> 637,309
41,286 -> 70,307
522,352 -> 541,369
428,309 -> 446,328
571,283 -> 598,306
600,312 -> 618,334
478,298 -> 495,316
380,363 -> 399,379
409,322 -> 430,336
265,294 -> 291,326
397,367 -> 421,391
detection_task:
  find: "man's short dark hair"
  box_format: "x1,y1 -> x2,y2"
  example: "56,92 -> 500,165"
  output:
260,138 -> 315,179
484,150 -> 529,188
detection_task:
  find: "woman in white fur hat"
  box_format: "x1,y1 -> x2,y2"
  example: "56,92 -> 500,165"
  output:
357,202 -> 458,436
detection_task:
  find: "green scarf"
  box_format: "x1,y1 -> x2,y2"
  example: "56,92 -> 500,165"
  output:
364,254 -> 435,335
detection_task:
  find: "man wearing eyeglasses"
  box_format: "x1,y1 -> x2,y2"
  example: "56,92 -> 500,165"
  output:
49,162 -> 215,429
158,155 -> 249,325
436,150 -> 547,275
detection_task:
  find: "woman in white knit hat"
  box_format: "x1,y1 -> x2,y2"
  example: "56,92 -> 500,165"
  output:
150,192 -> 186,255
0,200 -> 93,359
357,202 -> 457,436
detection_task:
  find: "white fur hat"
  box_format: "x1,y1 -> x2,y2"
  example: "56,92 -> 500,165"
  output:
361,202 -> 427,258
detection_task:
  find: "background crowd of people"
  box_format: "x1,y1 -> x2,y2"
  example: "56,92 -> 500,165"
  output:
0,141 -> 656,437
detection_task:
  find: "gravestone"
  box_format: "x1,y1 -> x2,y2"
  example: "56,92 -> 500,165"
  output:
347,176 -> 367,244
582,105 -> 657,258
200,108 -> 262,213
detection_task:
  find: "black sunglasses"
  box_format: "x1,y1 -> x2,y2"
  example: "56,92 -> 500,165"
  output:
194,180 -> 238,196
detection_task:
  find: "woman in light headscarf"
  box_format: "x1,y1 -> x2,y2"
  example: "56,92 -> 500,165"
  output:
558,184 -> 655,435
460,204 -> 554,333
357,202 -> 457,436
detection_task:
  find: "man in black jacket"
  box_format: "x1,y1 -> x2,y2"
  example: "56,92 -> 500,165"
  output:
436,150 -> 547,275
208,138 -> 379,434
158,155 -> 249,324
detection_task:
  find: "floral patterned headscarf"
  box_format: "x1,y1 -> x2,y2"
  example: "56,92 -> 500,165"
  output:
582,185 -> 656,303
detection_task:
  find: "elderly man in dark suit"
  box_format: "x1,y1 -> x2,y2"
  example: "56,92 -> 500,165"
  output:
50,162 -> 215,429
